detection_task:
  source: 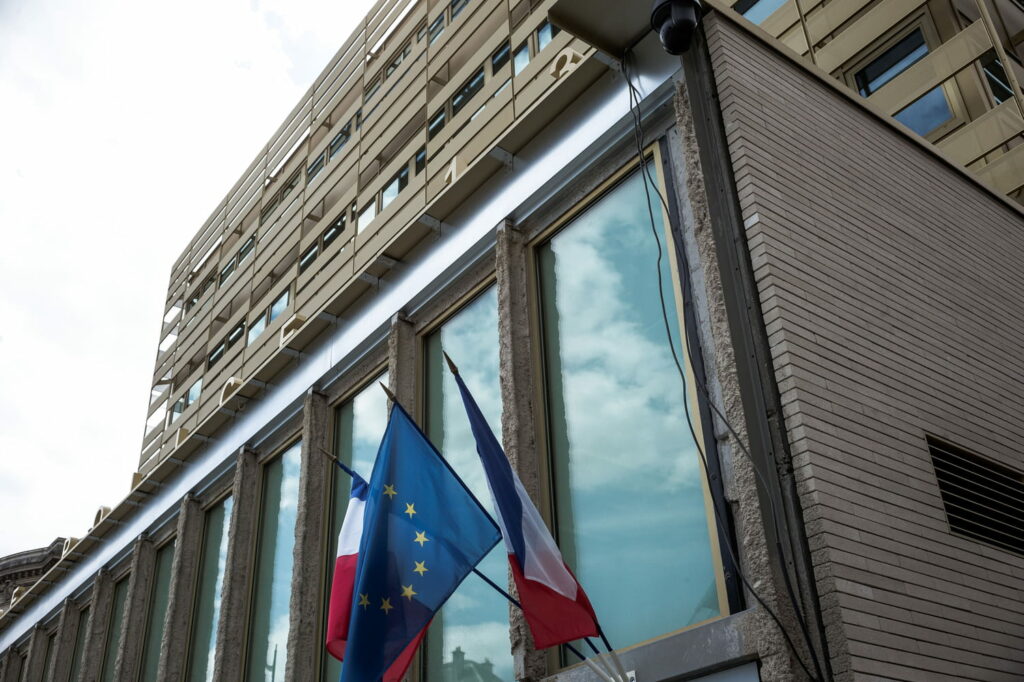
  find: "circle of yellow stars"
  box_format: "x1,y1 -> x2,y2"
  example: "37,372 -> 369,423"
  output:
358,482 -> 431,616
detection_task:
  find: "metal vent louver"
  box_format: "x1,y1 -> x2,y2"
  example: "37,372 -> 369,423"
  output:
929,439 -> 1024,555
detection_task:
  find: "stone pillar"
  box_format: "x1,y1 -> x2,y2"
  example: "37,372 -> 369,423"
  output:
285,388 -> 331,681
211,448 -> 260,682
76,569 -> 114,682
388,313 -> 417,408
46,599 -> 79,682
156,495 -> 204,682
0,650 -> 20,682
112,537 -> 156,681
495,221 -> 548,681
21,625 -> 47,682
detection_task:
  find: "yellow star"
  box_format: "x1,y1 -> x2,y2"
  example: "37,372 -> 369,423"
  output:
414,531 -> 429,547
358,593 -> 370,609
413,561 -> 428,576
404,503 -> 416,518
401,584 -> 418,600
383,484 -> 397,499
380,597 -> 393,614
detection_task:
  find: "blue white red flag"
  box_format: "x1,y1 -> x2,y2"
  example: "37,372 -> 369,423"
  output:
450,368 -> 600,649
325,469 -> 423,681
340,400 -> 500,682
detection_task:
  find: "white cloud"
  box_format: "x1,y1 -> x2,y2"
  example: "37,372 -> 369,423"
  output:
0,0 -> 378,556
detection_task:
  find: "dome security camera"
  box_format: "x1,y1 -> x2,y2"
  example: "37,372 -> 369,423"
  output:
651,0 -> 703,55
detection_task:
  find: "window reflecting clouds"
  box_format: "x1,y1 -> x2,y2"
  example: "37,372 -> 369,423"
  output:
188,495 -> 233,682
538,168 -> 723,650
246,441 -> 302,681
425,286 -> 512,682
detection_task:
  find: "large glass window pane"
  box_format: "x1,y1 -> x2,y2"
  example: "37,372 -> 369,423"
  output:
321,373 -> 390,682
538,168 -> 723,652
140,540 -> 176,680
733,0 -> 787,25
187,496 -> 234,682
100,577 -> 130,682
245,442 -> 302,682
424,286 -> 513,682
67,606 -> 90,682
854,29 -> 952,136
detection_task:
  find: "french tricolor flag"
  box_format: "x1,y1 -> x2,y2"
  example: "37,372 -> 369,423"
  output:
325,468 -> 423,680
450,364 -> 600,649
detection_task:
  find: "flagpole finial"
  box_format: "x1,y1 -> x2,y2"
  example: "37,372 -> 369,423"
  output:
379,381 -> 399,404
442,351 -> 459,375
317,446 -> 340,464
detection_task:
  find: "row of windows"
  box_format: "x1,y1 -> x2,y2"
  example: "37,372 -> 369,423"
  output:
184,235 -> 256,313
55,164 -> 728,682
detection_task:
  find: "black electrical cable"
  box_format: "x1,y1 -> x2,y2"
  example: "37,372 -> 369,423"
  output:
621,52 -> 828,682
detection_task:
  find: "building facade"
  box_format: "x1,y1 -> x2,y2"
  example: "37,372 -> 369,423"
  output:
1,1 -> 1023,681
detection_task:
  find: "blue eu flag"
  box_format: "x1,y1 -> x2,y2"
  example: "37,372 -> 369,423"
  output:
341,400 -> 501,682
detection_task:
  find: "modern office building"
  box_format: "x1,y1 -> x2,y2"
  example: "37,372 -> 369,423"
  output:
1,0 -> 1023,680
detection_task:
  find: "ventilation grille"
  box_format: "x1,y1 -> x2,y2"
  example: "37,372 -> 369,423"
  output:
929,439 -> 1024,555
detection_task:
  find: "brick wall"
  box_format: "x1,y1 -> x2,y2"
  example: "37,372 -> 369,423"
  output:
704,13 -> 1024,682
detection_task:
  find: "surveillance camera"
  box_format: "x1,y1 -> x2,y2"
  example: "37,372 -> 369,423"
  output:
651,0 -> 703,55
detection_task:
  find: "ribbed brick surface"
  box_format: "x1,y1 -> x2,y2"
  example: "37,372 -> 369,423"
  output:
705,13 -> 1024,682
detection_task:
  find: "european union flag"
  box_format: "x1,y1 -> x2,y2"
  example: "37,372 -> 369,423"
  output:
341,399 -> 501,682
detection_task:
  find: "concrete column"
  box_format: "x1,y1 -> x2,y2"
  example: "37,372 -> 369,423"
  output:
211,448 -> 261,682
45,599 -> 80,682
495,221 -> 548,681
21,626 -> 47,682
156,495 -> 204,682
112,537 -> 156,681
285,388 -> 331,681
76,569 -> 114,682
388,313 -> 417,408
0,649 -> 23,682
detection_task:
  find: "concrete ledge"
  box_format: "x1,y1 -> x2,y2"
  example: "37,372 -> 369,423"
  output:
545,609 -> 759,682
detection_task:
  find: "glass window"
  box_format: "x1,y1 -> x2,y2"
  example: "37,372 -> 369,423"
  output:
982,56 -> 1013,105
854,29 -> 953,137
169,397 -> 185,425
260,198 -> 279,226
329,124 -> 351,160
428,14 -> 445,45
99,577 -> 130,682
321,373 -> 389,682
67,606 -> 90,682
227,322 -> 245,348
428,109 -> 446,140
451,0 -> 469,20
491,41 -> 511,72
415,147 -> 427,175
323,213 -> 345,248
186,496 -> 233,682
365,77 -> 381,102
159,332 -> 178,353
357,201 -> 377,233
187,378 -> 203,406
424,287 -> 513,682
300,243 -> 319,273
536,20 -> 559,52
220,258 -> 236,286
281,170 -> 301,200
140,540 -> 176,680
381,167 -> 410,210
163,305 -> 182,326
245,441 -> 302,682
537,168 -> 723,652
248,315 -> 267,346
733,0 -> 787,25
513,43 -> 530,76
452,68 -> 485,115
307,153 -> 326,181
417,23 -> 427,42
238,236 -> 256,263
269,289 -> 290,323
208,342 -> 225,369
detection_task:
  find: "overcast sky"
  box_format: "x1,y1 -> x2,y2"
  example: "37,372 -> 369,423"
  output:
0,0 -> 378,557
